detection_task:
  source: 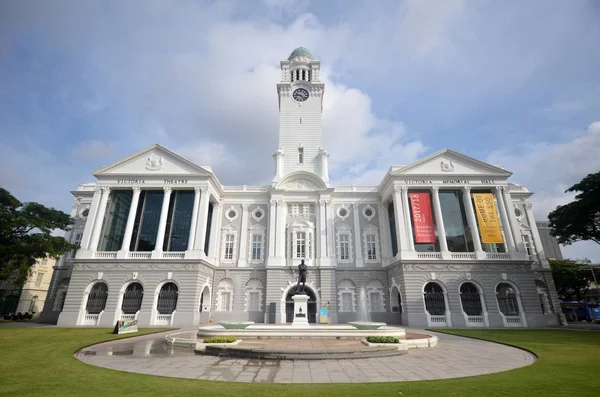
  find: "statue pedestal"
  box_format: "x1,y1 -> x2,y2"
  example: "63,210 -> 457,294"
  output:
291,293 -> 310,328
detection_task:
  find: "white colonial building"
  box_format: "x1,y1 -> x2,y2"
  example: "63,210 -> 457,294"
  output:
40,47 -> 561,328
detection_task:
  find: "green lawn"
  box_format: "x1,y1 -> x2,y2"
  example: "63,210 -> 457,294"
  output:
0,327 -> 598,397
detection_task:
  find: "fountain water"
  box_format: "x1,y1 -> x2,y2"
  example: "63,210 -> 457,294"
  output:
358,287 -> 371,322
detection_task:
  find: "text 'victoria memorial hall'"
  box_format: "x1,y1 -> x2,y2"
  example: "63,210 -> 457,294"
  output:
39,48 -> 563,329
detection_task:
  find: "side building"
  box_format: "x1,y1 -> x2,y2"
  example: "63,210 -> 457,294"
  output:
535,221 -> 563,261
40,47 -> 563,328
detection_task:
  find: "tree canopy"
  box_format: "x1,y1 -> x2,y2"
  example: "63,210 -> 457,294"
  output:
550,259 -> 600,301
548,171 -> 600,246
0,187 -> 77,285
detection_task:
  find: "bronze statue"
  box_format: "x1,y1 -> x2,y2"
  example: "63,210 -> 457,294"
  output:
296,259 -> 308,293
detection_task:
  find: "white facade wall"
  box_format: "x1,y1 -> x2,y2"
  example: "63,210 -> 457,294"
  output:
41,48 -> 562,328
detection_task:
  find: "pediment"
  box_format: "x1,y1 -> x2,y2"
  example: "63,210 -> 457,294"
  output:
277,172 -> 328,191
93,144 -> 212,177
393,149 -> 512,178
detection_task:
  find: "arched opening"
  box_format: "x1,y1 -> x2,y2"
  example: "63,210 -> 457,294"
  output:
52,278 -> 70,312
157,282 -> 178,315
496,283 -> 519,316
121,282 -> 143,319
199,286 -> 211,313
29,296 -> 38,314
460,283 -> 482,316
390,286 -> 402,314
86,283 -> 108,315
535,280 -> 552,314
424,282 -> 445,315
285,287 -> 317,323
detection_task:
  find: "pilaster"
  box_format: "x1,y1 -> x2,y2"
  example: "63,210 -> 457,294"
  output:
193,187 -> 211,258
238,204 -> 249,267
79,187 -> 102,251
117,186 -> 141,259
431,186 -> 450,259
152,186 -> 172,258
88,187 -> 110,252
352,203 -> 364,268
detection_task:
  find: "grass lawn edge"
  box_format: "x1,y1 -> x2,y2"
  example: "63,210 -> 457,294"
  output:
427,328 -> 540,360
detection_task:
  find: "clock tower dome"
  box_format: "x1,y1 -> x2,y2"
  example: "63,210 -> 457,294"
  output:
273,47 -> 329,185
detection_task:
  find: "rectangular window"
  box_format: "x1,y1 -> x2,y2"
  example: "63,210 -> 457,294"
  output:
296,232 -> 306,258
220,292 -> 231,311
130,190 -> 165,251
71,233 -> 83,258
35,273 -> 45,287
366,234 -> 377,260
298,148 -> 304,164
162,190 -> 194,251
99,190 -> 133,251
388,202 -> 398,256
340,292 -> 353,312
224,234 -> 235,260
339,234 -> 350,260
248,291 -> 260,311
439,190 -> 473,252
369,292 -> 382,312
522,235 -> 535,257
251,234 -> 263,260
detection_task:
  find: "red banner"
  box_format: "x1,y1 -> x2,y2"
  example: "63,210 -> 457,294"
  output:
409,192 -> 436,243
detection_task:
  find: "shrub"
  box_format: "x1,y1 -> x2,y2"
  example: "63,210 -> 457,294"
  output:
366,336 -> 399,344
203,336 -> 237,344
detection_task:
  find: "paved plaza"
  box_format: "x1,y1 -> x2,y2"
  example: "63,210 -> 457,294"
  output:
76,330 -> 536,383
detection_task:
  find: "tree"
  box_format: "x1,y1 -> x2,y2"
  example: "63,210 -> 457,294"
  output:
548,171 -> 600,245
0,187 -> 78,285
550,259 -> 599,301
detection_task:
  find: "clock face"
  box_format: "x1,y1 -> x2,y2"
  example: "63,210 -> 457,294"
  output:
292,88 -> 309,102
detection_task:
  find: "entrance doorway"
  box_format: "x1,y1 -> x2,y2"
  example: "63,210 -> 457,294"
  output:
285,288 -> 317,323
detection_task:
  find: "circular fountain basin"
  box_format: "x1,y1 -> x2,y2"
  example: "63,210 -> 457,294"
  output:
218,321 -> 254,329
348,321 -> 387,330
196,324 -> 406,339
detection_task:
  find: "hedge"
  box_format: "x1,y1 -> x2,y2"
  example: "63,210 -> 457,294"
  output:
203,336 -> 237,343
366,336 -> 399,344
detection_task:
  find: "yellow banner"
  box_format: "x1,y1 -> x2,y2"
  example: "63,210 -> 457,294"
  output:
472,193 -> 504,244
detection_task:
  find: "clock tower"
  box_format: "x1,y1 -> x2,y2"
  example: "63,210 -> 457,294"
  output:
273,47 -> 329,185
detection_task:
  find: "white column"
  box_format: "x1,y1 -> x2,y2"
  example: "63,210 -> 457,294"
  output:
326,200 -> 336,261
352,203 -> 364,267
238,204 -> 249,267
319,199 -> 327,260
208,202 -> 222,261
319,148 -> 330,182
462,186 -> 485,259
275,200 -> 286,258
392,187 -> 406,255
194,187 -> 211,256
187,187 -> 202,250
268,200 -> 277,259
502,187 -> 525,252
495,187 -> 516,253
401,187 -> 415,251
377,202 -> 391,263
153,187 -> 172,256
88,187 -> 110,252
431,187 -> 449,254
117,186 -> 141,258
525,202 -> 547,262
80,187 -> 102,250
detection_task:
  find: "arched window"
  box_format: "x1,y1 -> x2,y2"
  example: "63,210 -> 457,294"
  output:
29,296 -> 38,313
496,283 -> 519,316
217,279 -> 234,311
390,286 -> 402,313
86,283 -> 108,314
52,278 -> 70,311
535,280 -> 552,314
122,283 -> 144,314
460,283 -> 482,316
157,283 -> 178,314
338,279 -> 356,313
424,282 -> 445,315
245,279 -> 263,312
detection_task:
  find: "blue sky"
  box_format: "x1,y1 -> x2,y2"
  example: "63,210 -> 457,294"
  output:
1,0 -> 599,261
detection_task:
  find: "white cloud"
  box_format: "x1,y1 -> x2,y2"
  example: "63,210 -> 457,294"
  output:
488,121 -> 600,261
